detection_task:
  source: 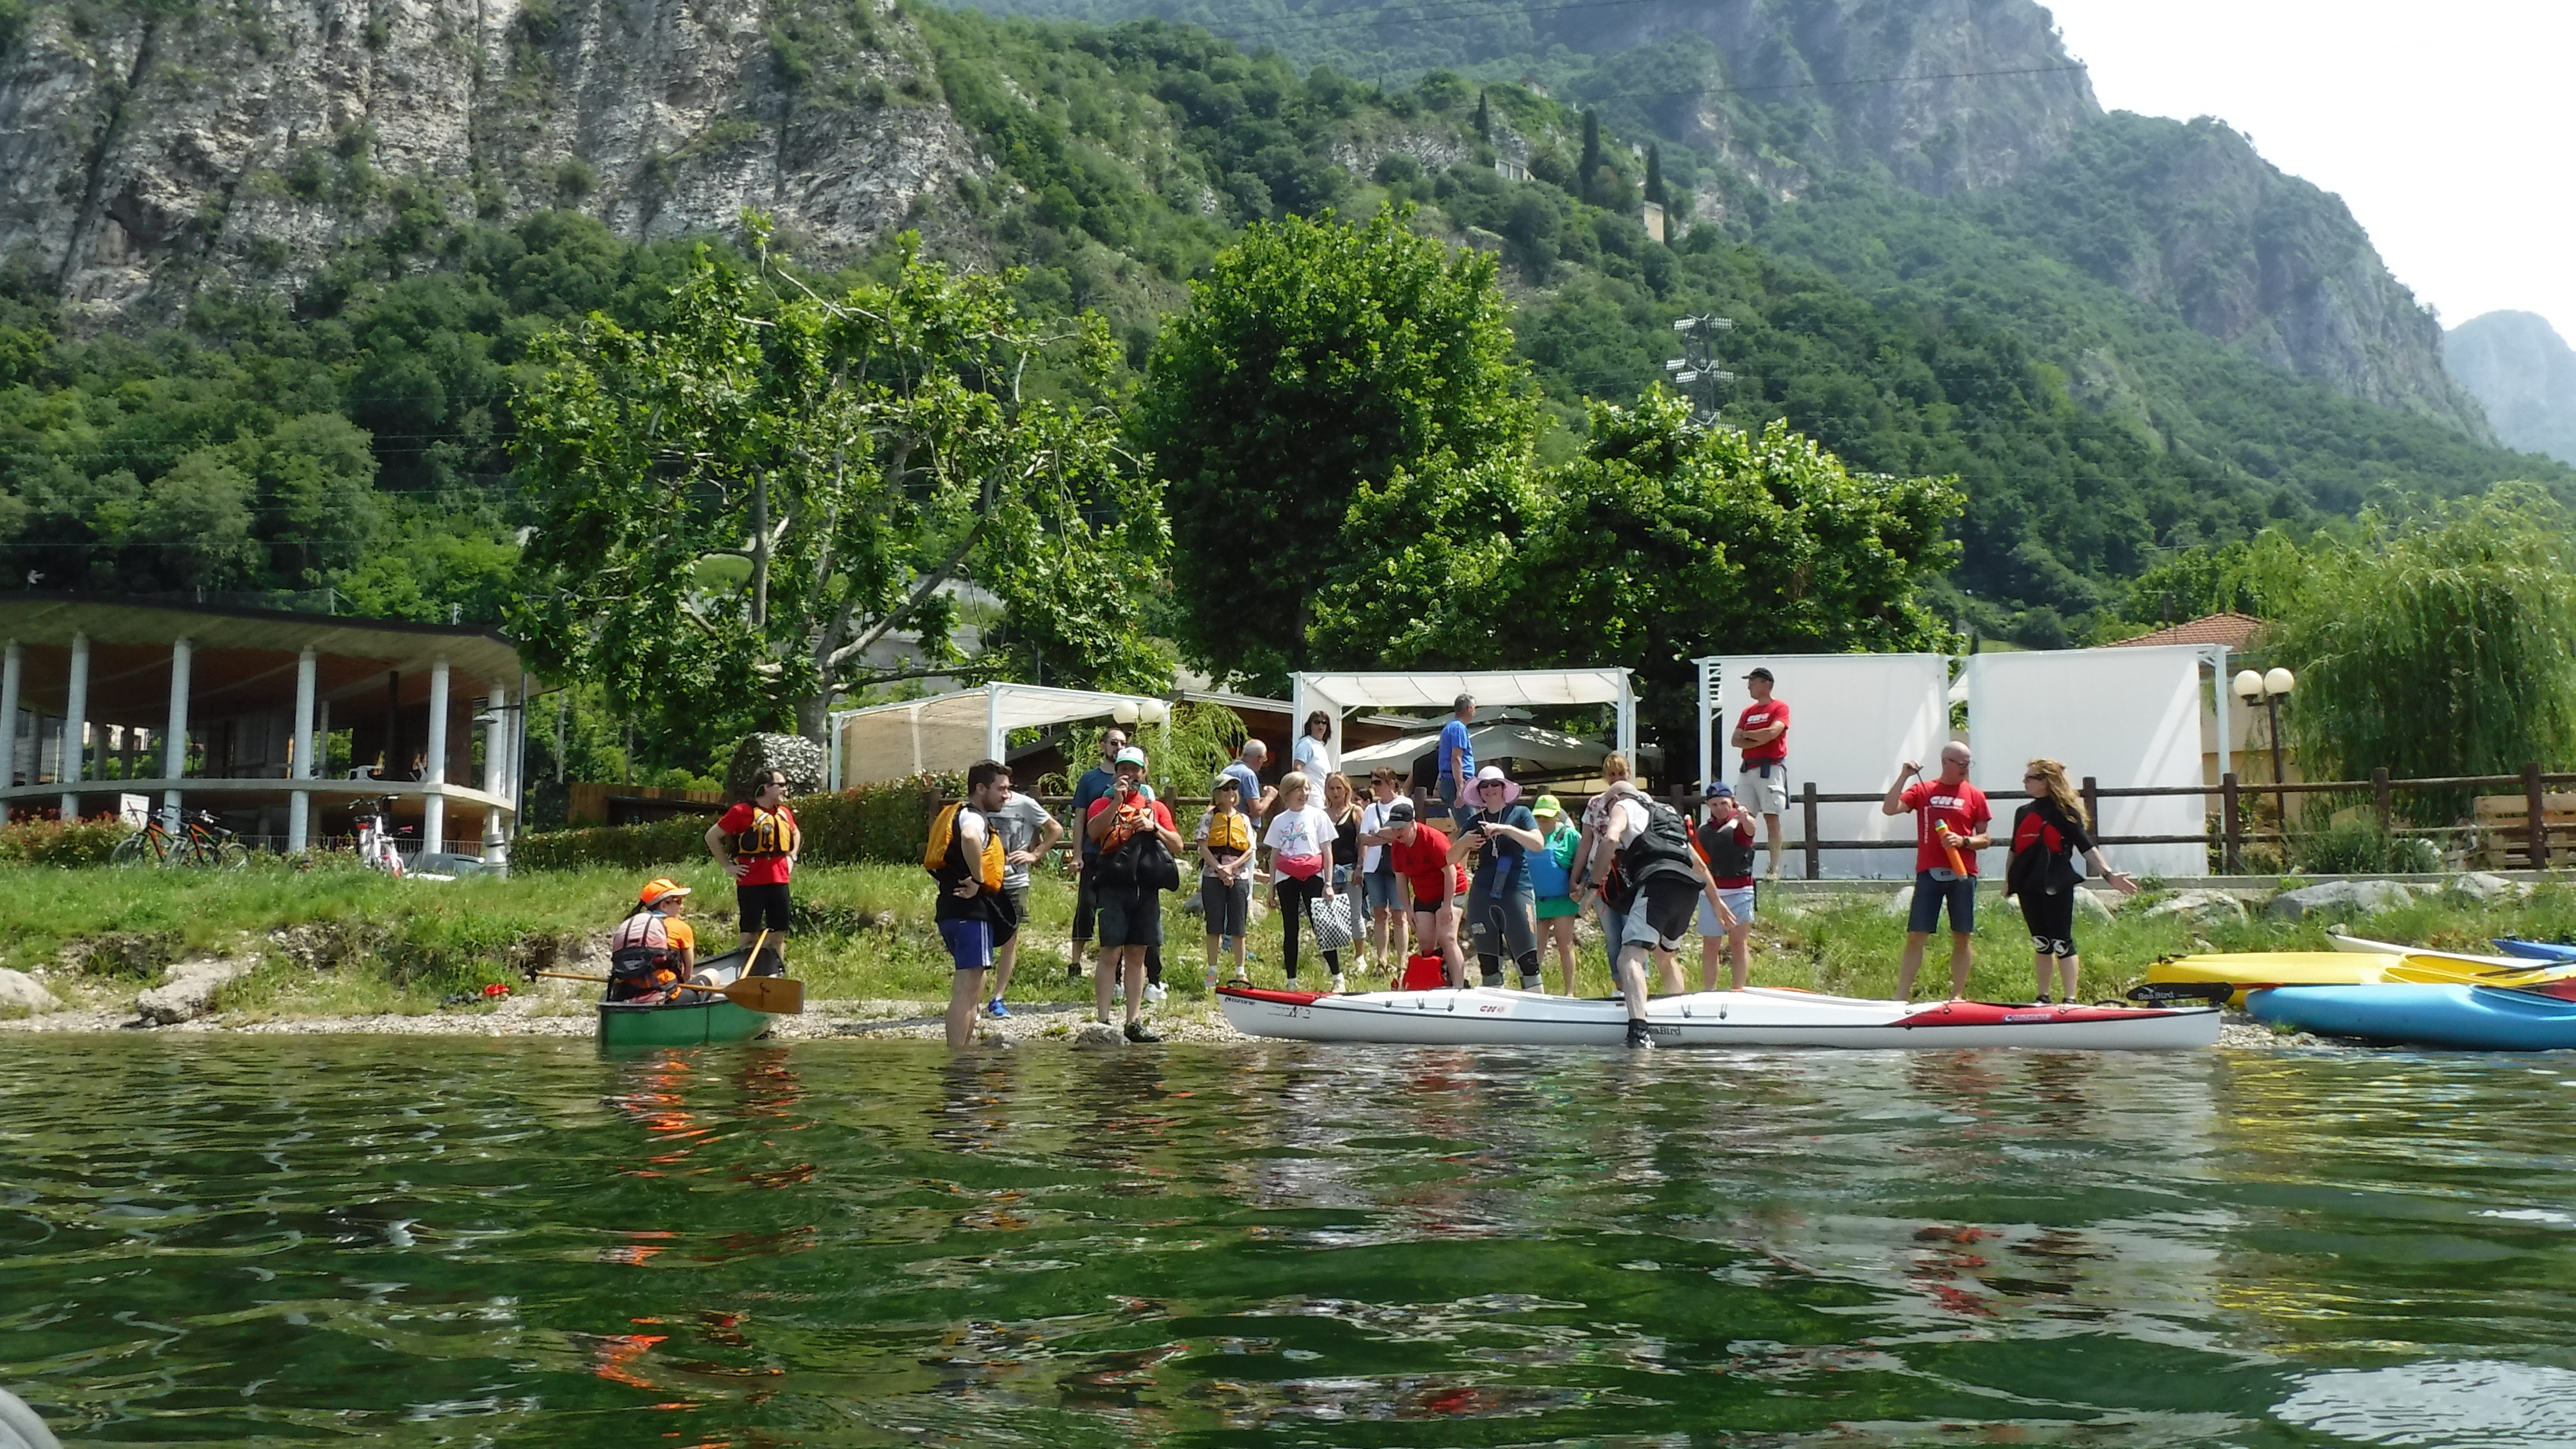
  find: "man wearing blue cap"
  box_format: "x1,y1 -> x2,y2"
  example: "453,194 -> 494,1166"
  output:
1694,783 -> 1756,990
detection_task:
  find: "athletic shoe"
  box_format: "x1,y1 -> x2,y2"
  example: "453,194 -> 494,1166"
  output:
1625,1019 -> 1655,1050
1204,969 -> 1219,989
1328,972 -> 1346,993
988,998 -> 1011,1018
1519,972 -> 1543,993
1068,966 -> 1084,984
2034,993 -> 2052,1005
1145,983 -> 1167,1006
1124,1020 -> 1162,1044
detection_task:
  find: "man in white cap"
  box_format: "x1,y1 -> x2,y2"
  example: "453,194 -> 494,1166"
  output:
1882,741 -> 1993,1000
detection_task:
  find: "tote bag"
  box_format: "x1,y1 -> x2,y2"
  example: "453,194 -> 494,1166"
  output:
1306,891 -> 1358,953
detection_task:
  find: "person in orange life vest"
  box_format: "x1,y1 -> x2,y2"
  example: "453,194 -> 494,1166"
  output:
607,878 -> 699,1002
929,760 -> 1017,1050
1730,666 -> 1791,879
707,769 -> 801,970
1882,741 -> 1993,1001
1084,746 -> 1185,1043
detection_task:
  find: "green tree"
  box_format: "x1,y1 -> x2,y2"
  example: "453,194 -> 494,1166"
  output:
1139,206 -> 1538,688
511,216 -> 1171,761
1314,390 -> 1963,750
2264,484 -> 2576,786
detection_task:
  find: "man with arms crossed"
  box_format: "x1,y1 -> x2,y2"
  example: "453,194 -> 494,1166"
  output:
1882,741 -> 1993,1001
1731,667 -> 1790,879
1585,786 -> 1725,1049
982,774 -> 1063,1019
929,761 -> 1016,1050
1436,695 -> 1476,827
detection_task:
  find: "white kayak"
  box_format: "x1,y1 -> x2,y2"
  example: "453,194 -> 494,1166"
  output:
1216,984 -> 2219,1050
2328,934 -> 2529,969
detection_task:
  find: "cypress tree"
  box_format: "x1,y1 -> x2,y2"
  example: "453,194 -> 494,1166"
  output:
1579,110 -> 1602,177
1474,89 -> 1489,139
1645,144 -> 1665,206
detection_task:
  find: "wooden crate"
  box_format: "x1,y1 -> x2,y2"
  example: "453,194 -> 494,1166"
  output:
2474,792 -> 2576,869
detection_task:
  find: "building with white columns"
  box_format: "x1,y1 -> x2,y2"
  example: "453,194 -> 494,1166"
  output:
0,595 -> 526,861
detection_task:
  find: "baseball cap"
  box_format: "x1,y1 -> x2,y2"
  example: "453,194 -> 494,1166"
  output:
1744,666 -> 1774,682
1115,746 -> 1148,767
1385,798 -> 1417,822
1211,773 -> 1241,794
640,877 -> 691,906
1703,781 -> 1735,798
1531,793 -> 1564,818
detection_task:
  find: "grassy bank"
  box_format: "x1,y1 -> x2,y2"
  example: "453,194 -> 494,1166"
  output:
6,860 -> 2573,1022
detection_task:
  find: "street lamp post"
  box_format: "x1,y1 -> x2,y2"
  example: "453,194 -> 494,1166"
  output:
2234,667 -> 2297,835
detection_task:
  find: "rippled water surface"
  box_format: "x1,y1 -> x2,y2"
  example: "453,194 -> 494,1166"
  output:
4,1036 -> 2574,1446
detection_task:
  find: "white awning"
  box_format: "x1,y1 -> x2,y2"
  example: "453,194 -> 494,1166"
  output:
827,683 -> 1169,789
1292,669 -> 1636,763
1339,721 -> 1658,776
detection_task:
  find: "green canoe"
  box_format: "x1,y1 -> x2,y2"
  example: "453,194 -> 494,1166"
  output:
596,996 -> 772,1050
594,940 -> 783,1052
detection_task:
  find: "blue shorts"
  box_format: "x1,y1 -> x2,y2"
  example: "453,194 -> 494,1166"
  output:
938,918 -> 993,971
1907,873 -> 1977,935
1362,870 -> 1406,913
1698,886 -> 1755,936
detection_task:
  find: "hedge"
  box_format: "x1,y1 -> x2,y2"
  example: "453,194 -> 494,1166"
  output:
513,774 -> 962,872
0,816 -> 136,867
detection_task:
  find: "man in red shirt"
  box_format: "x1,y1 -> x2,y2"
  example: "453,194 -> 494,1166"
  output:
1881,741 -> 1992,1001
1731,667 -> 1790,880
1379,798 -> 1468,988
1083,746 -> 1184,1042
707,770 -> 799,971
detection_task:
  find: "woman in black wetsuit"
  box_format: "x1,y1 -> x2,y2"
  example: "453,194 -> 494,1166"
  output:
2006,757 -> 2140,1003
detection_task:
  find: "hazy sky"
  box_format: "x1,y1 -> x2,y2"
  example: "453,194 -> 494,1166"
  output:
2040,0 -> 2572,342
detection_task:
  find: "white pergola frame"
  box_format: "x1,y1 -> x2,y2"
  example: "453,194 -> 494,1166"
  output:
824,682 -> 1172,791
1291,669 -> 1636,766
1689,646 -> 2236,790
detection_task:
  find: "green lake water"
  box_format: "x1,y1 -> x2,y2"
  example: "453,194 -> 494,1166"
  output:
3,1037 -> 2574,1447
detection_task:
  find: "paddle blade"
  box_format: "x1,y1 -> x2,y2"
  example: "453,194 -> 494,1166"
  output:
705,974 -> 802,1014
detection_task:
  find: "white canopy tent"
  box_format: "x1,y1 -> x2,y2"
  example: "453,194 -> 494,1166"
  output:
1292,669 -> 1636,766
827,683 -> 1171,790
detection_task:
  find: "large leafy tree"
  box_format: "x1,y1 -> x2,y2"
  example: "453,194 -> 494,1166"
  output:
512,217 -> 1171,760
1138,205 -> 1538,689
1313,390 -> 1963,751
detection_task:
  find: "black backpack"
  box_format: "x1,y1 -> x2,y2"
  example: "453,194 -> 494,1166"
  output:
1095,823 -> 1181,891
1619,798 -> 1702,886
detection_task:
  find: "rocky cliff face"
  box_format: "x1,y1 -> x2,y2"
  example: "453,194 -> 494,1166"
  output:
0,0 -> 988,323
2446,311 -> 2576,465
1545,0 -> 2101,196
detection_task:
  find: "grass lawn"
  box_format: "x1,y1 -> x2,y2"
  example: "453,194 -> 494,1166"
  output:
7,858 -> 2574,1019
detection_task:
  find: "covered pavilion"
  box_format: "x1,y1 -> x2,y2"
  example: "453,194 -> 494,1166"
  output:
0,595 -> 524,859
1291,669 -> 1639,768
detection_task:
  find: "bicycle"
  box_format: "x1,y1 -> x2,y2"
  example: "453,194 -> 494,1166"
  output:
355,797 -> 406,877
110,809 -> 250,870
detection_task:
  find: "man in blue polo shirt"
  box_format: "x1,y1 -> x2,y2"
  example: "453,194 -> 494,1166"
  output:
1436,694 -> 1476,827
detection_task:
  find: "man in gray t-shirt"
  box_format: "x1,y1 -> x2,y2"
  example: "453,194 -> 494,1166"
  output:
985,789 -> 1063,1017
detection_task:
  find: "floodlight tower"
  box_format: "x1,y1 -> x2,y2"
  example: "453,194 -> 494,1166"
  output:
1664,314 -> 1735,425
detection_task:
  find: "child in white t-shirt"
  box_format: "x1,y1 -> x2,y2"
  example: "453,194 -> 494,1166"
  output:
1263,772 -> 1344,991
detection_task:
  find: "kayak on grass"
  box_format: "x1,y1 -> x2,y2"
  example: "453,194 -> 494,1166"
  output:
2493,937 -> 2576,963
2247,983 -> 2576,1051
596,940 -> 792,1052
1215,984 -> 2219,1050
2151,950 -> 2576,1006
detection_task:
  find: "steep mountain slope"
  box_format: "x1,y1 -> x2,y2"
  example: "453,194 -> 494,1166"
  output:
2446,312 -> 2576,466
0,0 -> 983,323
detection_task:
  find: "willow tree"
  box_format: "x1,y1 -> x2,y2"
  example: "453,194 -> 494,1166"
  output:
2265,484 -> 2576,786
511,216 -> 1171,760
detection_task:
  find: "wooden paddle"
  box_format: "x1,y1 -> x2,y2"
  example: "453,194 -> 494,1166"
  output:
539,969 -> 804,1014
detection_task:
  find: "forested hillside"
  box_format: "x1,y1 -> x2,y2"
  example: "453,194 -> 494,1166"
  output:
0,0 -> 2563,661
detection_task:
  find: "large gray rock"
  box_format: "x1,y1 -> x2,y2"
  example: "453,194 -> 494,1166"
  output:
725,733 -> 828,802
2266,879 -> 2414,922
2142,889 -> 2251,926
2449,872 -> 2522,903
134,958 -> 253,1026
2072,888 -> 2115,923
0,969 -> 58,1015
1884,886 -> 1915,918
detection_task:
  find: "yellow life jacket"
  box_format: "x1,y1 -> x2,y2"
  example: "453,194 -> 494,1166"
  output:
733,805 -> 799,860
1202,808 -> 1252,856
924,802 -> 1005,894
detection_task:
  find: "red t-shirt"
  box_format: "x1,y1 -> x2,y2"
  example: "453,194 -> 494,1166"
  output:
1737,699 -> 1789,765
717,803 -> 798,886
1086,794 -> 1177,846
1900,779 -> 1991,876
1385,823 -> 1465,907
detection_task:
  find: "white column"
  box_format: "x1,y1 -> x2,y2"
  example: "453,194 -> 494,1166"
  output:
288,647 -> 317,853
0,640 -> 19,792
1694,656 -> 1718,793
58,631 -> 89,819
162,637 -> 192,825
482,678 -> 510,862
422,659 -> 449,855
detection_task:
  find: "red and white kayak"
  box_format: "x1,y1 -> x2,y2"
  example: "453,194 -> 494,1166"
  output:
1216,984 -> 2219,1050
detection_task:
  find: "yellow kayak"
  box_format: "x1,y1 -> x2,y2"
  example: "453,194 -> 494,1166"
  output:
2147,951 -> 2576,1007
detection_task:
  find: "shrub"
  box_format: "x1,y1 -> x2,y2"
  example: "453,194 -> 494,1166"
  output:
514,774 -> 959,871
0,816 -> 136,867
2292,819 -> 2441,875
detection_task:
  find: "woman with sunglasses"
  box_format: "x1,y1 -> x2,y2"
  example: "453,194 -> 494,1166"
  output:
2005,758 -> 2139,1003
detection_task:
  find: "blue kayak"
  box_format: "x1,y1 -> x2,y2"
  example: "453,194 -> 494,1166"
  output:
2248,984 -> 2576,1051
2493,937 -> 2576,962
